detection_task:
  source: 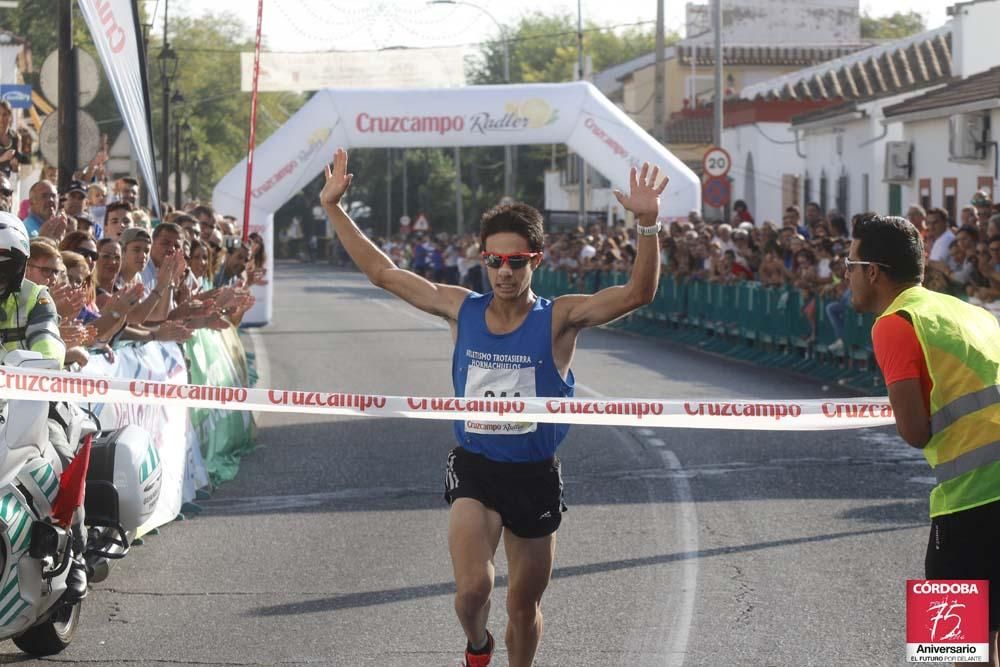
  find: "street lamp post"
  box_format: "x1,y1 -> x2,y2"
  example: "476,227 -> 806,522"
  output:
170,89 -> 185,208
57,0 -> 78,194
156,0 -> 178,213
190,154 -> 201,202
172,103 -> 189,209
157,44 -> 178,212
577,0 -> 586,227
428,0 -> 512,198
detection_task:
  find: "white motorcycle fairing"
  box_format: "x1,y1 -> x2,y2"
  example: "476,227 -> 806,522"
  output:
0,483 -> 69,638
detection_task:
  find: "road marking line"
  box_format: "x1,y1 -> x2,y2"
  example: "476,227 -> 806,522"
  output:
907,476 -> 937,485
578,384 -> 698,666
658,448 -> 698,667
646,438 -> 667,448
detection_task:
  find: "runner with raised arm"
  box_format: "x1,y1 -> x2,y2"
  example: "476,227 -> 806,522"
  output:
320,147 -> 668,667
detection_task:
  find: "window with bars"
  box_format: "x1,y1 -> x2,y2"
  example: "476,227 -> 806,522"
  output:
836,171 -> 849,218
819,171 -> 829,213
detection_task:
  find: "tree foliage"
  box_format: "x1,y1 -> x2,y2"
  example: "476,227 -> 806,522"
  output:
469,13 -> 666,86
860,11 -> 926,40
283,14 -> 665,237
160,13 -> 304,201
454,14 -> 667,230
10,7 -> 659,227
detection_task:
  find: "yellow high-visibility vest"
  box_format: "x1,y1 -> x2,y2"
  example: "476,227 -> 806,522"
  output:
877,286 -> 1000,517
0,280 -> 64,365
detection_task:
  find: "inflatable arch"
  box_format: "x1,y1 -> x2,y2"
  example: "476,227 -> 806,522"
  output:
212,82 -> 701,325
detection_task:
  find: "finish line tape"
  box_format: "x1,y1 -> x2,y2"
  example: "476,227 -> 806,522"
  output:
0,366 -> 895,431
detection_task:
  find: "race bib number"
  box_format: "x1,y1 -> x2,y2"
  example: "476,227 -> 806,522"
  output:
464,364 -> 537,435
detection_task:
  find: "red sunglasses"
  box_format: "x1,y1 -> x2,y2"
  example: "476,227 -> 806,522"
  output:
481,251 -> 543,269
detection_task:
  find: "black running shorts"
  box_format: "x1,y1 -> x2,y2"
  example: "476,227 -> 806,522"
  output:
443,447 -> 566,539
925,498 -> 1000,632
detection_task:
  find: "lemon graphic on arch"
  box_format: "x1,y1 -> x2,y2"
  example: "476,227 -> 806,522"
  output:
519,98 -> 554,128
309,127 -> 332,145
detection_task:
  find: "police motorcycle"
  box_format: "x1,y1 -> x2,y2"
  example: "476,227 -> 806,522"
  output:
0,213 -> 162,655
0,348 -> 162,655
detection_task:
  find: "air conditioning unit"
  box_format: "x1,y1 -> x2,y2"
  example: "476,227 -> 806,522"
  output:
884,141 -> 912,181
949,112 -> 989,160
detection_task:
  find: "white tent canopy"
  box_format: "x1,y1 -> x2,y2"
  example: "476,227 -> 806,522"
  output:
213,82 -> 700,325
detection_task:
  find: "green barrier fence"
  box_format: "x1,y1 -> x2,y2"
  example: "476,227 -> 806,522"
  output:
533,269 -> 885,393
184,328 -> 257,485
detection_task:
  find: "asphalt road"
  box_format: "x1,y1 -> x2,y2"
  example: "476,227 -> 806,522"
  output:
5,262 -> 932,666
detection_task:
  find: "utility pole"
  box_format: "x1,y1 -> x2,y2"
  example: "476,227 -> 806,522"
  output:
386,148 -> 392,238
173,119 -> 183,208
57,0 -> 78,192
500,29 -> 511,197
160,0 -> 170,212
713,0 -> 723,148
577,0 -> 586,227
454,147 -> 463,235
401,150 -> 408,217
711,0 -> 725,220
653,0 -> 666,141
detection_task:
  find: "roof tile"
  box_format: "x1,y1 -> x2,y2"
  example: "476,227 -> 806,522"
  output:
883,65 -> 1000,118
741,26 -> 952,102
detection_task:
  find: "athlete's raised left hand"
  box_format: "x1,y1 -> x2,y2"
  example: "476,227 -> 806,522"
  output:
613,162 -> 668,220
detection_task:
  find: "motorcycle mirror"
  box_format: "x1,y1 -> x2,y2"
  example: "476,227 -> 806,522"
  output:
28,521 -> 69,560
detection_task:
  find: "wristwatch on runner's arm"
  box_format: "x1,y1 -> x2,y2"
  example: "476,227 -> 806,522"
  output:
636,220 -> 662,236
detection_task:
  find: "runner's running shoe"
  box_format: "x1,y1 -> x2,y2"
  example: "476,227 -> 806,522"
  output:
462,630 -> 494,667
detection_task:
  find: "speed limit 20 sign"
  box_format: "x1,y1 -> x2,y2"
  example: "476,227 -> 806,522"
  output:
702,146 -> 732,178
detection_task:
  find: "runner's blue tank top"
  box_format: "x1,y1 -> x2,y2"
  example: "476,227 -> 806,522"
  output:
452,292 -> 574,462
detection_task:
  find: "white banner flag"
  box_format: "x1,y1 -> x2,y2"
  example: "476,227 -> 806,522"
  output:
77,0 -> 160,215
240,47 -> 468,92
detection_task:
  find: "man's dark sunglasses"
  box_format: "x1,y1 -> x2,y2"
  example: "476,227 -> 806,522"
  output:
481,251 -> 542,270
78,249 -> 98,261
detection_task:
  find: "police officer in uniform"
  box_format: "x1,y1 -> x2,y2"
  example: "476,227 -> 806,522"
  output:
0,212 -> 87,602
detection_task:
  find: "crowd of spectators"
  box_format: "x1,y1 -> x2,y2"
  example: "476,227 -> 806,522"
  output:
358,190 -> 1000,352
1,112 -> 266,371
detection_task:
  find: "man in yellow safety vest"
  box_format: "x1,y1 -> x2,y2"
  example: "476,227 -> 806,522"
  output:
847,214 -> 1000,667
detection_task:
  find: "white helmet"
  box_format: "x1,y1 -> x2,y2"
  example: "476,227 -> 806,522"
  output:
0,212 -> 29,299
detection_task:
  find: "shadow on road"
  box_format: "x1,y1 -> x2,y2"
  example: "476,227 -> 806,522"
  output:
248,522 -> 923,617
205,416 -> 929,516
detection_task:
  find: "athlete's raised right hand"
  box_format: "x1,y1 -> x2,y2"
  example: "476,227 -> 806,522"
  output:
320,147 -> 353,208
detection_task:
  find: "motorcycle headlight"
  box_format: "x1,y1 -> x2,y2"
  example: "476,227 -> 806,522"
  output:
27,521 -> 68,561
